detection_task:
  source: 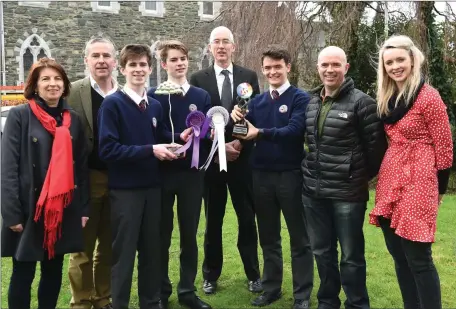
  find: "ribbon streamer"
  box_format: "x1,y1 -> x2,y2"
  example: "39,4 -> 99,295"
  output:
200,106 -> 229,172
200,128 -> 219,170
213,114 -> 227,171
200,116 -> 212,139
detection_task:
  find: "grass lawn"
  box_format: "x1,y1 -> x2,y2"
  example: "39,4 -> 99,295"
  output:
2,192 -> 456,308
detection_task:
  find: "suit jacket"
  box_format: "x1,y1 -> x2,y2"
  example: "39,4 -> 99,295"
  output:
67,77 -> 96,153
190,64 -> 260,144
67,77 -> 120,154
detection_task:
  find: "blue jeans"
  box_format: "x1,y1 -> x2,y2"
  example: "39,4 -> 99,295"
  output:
302,196 -> 369,309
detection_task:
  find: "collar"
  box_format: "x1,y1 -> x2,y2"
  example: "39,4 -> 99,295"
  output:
123,85 -> 148,105
269,80 -> 291,96
35,94 -> 65,113
310,77 -> 354,99
168,80 -> 190,95
89,75 -> 118,97
320,85 -> 341,101
181,81 -> 190,95
214,63 -> 233,76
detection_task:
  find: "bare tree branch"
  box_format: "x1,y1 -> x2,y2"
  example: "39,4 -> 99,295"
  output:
433,4 -> 446,17
365,1 -> 382,14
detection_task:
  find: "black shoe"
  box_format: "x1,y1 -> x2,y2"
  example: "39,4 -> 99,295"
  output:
179,295 -> 212,309
248,279 -> 263,293
159,298 -> 169,309
251,291 -> 282,307
202,280 -> 217,294
293,299 -> 310,309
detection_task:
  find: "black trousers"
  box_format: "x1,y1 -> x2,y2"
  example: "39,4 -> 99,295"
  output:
202,158 -> 260,282
161,169 -> 205,300
378,217 -> 441,309
110,188 -> 161,309
8,254 -> 64,309
302,196 -> 369,309
253,169 -> 313,300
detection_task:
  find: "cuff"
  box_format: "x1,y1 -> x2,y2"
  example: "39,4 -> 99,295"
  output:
82,204 -> 91,217
139,145 -> 153,158
261,128 -> 274,140
174,133 -> 182,144
3,216 -> 23,229
437,168 -> 451,194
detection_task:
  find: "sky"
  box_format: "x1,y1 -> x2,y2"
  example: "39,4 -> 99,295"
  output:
366,1 -> 456,23
296,1 -> 456,23
431,1 -> 456,21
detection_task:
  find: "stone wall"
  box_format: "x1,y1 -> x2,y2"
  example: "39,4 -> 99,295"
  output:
3,1 -> 216,85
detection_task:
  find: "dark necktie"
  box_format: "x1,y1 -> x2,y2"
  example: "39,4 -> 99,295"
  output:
139,99 -> 147,111
220,69 -> 232,110
271,90 -> 280,100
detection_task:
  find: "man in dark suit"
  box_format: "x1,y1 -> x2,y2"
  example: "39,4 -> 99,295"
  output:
189,26 -> 262,295
67,36 -> 118,309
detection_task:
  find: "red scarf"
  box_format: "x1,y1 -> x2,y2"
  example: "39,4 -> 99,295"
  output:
29,98 -> 74,259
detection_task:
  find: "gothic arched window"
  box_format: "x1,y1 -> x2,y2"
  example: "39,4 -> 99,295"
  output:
19,34 -> 51,83
23,48 -> 33,80
37,49 -> 47,60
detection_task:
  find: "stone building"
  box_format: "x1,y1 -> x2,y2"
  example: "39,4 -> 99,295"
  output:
2,1 -> 221,87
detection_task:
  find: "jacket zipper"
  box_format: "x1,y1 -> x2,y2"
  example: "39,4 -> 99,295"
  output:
314,101 -> 322,197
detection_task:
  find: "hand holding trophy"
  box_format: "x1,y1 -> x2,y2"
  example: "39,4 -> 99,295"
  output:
232,82 -> 253,136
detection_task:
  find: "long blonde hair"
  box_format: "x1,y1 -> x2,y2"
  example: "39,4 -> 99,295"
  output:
376,35 -> 425,117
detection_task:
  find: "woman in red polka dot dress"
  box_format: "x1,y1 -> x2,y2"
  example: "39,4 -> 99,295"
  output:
370,35 -> 453,309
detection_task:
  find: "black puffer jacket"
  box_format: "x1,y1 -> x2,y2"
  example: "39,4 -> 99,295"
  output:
301,77 -> 387,202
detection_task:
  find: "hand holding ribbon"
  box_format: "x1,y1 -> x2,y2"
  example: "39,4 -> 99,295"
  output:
174,111 -> 206,168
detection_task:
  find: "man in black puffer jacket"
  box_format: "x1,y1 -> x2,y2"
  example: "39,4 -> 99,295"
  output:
301,46 -> 387,309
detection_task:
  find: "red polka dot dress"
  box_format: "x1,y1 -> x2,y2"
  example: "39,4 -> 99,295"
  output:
370,84 -> 453,242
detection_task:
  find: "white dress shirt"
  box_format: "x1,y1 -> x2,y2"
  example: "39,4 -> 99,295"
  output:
180,81 -> 191,95
269,80 -> 291,98
214,63 -> 234,99
89,75 -> 118,98
122,85 -> 149,106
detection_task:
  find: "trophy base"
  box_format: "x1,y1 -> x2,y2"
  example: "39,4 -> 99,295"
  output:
232,124 -> 248,136
167,143 -> 185,158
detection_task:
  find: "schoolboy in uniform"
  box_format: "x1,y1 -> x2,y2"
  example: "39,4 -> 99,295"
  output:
147,40 -> 211,309
97,44 -> 177,309
231,47 -> 314,309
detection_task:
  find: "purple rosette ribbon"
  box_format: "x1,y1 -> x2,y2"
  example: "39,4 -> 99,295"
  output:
174,110 -> 206,168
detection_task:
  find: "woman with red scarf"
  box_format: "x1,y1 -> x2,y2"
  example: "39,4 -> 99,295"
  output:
1,57 -> 90,309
